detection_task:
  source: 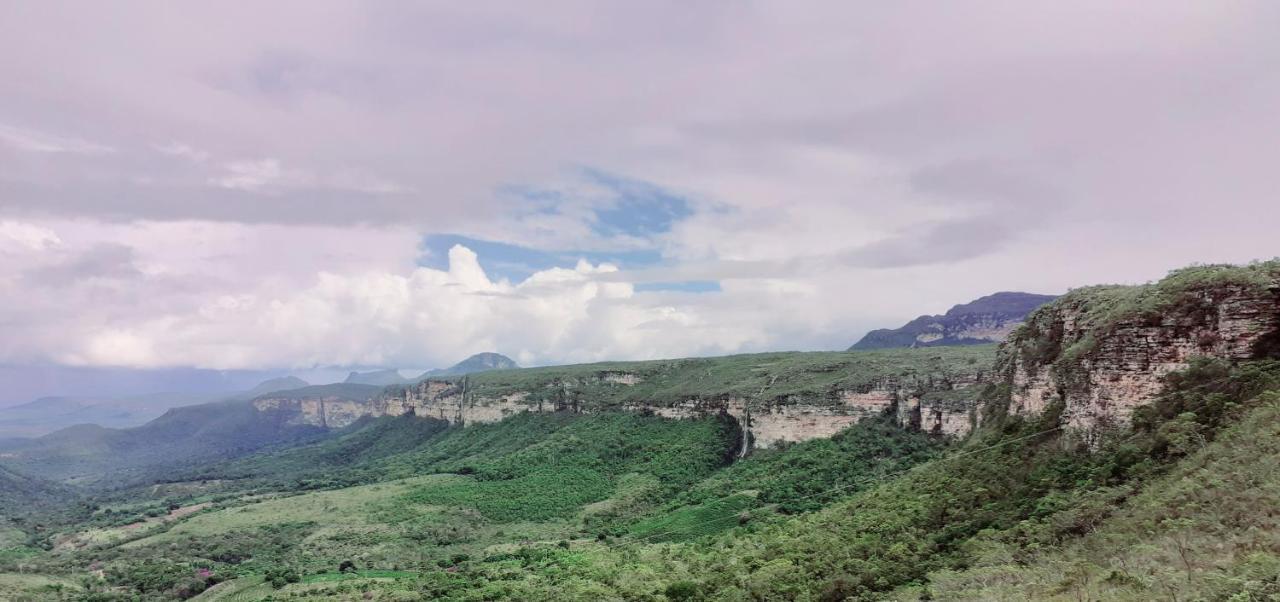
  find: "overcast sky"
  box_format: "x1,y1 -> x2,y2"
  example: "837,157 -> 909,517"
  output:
2,2 -> 1279,382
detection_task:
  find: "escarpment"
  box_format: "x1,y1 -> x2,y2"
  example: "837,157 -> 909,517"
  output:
991,262 -> 1280,441
250,264 -> 1280,453
253,348 -> 995,448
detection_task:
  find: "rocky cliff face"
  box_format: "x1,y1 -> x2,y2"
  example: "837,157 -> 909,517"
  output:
252,349 -> 994,449
993,264 -> 1280,442
251,265 -> 1280,455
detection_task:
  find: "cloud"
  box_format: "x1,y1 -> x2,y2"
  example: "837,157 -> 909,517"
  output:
0,220 -> 61,251
153,141 -> 210,163
0,123 -> 114,154
1,3 -> 1280,374
23,242 -> 143,285
208,158 -> 408,195
210,158 -> 289,191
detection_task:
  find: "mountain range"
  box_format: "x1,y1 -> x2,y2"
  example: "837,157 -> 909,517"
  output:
343,352 -> 520,385
850,291 -> 1058,350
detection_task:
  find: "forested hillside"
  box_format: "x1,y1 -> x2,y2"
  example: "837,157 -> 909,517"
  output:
0,262 -> 1277,601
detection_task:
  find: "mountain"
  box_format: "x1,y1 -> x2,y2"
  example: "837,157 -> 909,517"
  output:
0,391 -> 217,439
0,394 -> 342,484
3,261 -> 1279,602
344,369 -> 411,386
238,376 -> 310,399
338,354 -> 518,387
0,464 -> 76,527
0,377 -> 311,439
850,291 -> 1058,350
417,352 -> 519,379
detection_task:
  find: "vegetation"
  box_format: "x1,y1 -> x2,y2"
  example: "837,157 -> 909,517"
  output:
0,399 -> 331,486
393,345 -> 997,409
2,265 -> 1278,600
1014,260 -> 1280,368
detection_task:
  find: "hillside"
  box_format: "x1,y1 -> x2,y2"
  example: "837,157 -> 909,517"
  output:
851,291 -> 1058,350
0,399 -> 333,486
343,369 -> 410,386
0,377 -> 311,439
418,352 -> 520,378
0,392 -> 216,439
261,346 -> 997,446
0,262 -> 1277,601
342,353 -> 521,386
0,464 -> 74,520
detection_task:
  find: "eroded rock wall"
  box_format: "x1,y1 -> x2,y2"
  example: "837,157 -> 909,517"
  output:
999,282 -> 1280,440
253,371 -> 988,449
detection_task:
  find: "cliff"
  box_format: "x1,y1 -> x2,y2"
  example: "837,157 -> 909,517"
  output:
253,347 -> 996,448
251,264 -> 1280,454
991,262 -> 1280,441
851,292 -> 1058,350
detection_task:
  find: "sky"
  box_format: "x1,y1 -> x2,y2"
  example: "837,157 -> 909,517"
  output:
2,2 -> 1279,401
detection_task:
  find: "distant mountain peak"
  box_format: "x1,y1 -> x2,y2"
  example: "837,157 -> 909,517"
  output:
418,352 -> 519,380
343,369 -> 410,386
851,292 -> 1057,350
245,376 -> 310,397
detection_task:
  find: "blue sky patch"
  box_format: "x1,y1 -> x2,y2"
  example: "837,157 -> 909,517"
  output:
421,170 -> 697,282
635,280 -> 722,293
582,168 -> 693,238
419,234 -> 663,283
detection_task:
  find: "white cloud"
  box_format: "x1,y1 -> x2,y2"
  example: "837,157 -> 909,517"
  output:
208,158 -> 407,195
1,4 -> 1280,373
209,158 -> 291,192
0,123 -> 114,154
0,220 -> 61,251
153,141 -> 210,163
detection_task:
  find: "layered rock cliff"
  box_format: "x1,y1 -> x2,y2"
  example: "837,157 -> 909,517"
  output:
250,264 -> 1280,455
253,347 -> 996,448
990,262 -> 1280,442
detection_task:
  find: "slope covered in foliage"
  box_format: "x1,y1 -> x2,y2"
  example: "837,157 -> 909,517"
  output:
395,346 -> 996,409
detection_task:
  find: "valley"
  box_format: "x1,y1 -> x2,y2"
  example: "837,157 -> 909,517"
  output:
0,261 -> 1278,601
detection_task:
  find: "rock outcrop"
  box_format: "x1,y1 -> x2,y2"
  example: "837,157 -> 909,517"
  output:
992,264 -> 1280,442
253,349 -> 994,448
249,264 -> 1280,455
851,292 -> 1058,350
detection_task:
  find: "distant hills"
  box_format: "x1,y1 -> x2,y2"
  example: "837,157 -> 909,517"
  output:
0,354 -> 520,483
343,352 -> 519,385
851,291 -> 1058,350
343,369 -> 410,386
0,353 -> 519,440
420,352 -> 519,378
0,377 -> 311,439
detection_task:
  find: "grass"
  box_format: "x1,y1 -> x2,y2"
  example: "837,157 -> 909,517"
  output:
397,413 -> 737,523
629,492 -> 757,542
388,346 -> 998,409
301,569 -> 416,582
188,575 -> 265,601
0,572 -> 77,601
122,475 -> 453,547
914,398 -> 1280,601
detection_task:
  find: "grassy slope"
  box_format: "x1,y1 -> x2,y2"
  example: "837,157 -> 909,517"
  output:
914,400 -> 1280,601
13,404 -> 952,601
396,346 -> 997,408
0,399 -> 332,485
285,356 -> 1271,602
